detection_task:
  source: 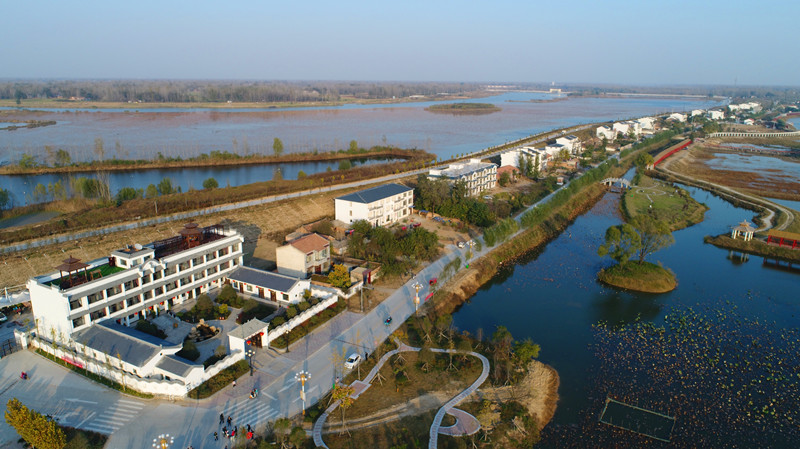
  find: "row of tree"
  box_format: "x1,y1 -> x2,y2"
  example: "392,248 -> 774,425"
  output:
414,175 -> 494,227
2,80 -> 482,104
346,219 -> 440,275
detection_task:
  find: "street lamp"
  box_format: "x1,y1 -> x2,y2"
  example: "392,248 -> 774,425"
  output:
152,433 -> 173,449
412,282 -> 422,313
295,370 -> 311,416
246,346 -> 255,376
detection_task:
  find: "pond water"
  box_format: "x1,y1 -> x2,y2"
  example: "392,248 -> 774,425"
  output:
0,93 -> 719,205
451,180 -> 800,447
705,151 -> 800,178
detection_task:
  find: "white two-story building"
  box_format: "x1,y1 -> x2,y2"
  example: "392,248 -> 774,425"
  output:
335,183 -> 414,227
428,159 -> 497,196
500,147 -> 550,173
276,233 -> 331,278
28,223 -> 244,338
555,135 -> 582,155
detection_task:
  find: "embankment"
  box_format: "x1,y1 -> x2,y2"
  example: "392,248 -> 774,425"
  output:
705,235 -> 800,263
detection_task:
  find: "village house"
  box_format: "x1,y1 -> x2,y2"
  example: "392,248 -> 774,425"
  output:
428,158 -> 497,196
226,266 -> 310,305
500,147 -> 550,173
276,233 -> 331,278
596,125 -> 616,141
667,113 -> 687,122
555,135 -> 582,154
613,121 -> 642,138
707,110 -> 725,120
334,183 -> 414,227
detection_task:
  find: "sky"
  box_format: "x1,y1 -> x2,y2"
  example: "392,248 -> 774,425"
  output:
2,0 -> 798,86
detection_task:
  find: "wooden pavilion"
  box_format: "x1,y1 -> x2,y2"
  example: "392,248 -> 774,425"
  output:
56,256 -> 90,290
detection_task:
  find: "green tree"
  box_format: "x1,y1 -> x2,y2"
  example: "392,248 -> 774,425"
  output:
498,171 -> 511,187
348,140 -> 359,152
115,187 -> 140,203
5,398 -> 66,449
14,89 -> 24,105
55,149 -> 71,167
19,153 -> 37,169
338,159 -> 352,170
0,188 -> 10,209
289,426 -> 307,448
273,417 -> 291,449
635,152 -> 654,169
202,177 -> 219,189
597,223 -> 640,266
516,152 -> 528,177
513,338 -> 540,368
297,170 -> 307,179
273,137 -> 284,156
328,264 -> 352,290
331,384 -> 356,436
145,184 -> 159,199
532,154 -> 540,179
631,214 -> 675,264
157,177 -> 174,195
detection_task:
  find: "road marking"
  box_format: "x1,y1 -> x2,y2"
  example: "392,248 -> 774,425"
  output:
75,411 -> 96,430
306,385 -> 319,394
264,392 -> 276,400
66,398 -> 98,404
279,384 -> 293,393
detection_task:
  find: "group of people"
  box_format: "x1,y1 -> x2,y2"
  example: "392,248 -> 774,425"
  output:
249,388 -> 259,399
19,371 -> 28,380
216,413 -> 255,444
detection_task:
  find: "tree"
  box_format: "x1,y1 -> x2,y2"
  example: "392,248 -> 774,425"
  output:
202,177 -> 219,189
349,140 -> 359,152
516,153 -> 528,177
273,417 -> 291,449
273,137 -> 284,156
115,187 -> 140,203
597,223 -> 640,266
328,264 -> 351,290
145,184 -> 159,199
289,426 -> 307,448
94,137 -> 105,161
338,159 -> 352,170
418,344 -> 435,372
532,154 -> 540,179
631,214 -> 674,264
331,384 -> 356,435
14,89 -> 24,105
19,153 -> 37,169
513,338 -> 540,371
635,152 -> 654,169
498,171 -> 511,187
157,177 -> 174,195
5,398 -> 66,449
0,188 -> 10,209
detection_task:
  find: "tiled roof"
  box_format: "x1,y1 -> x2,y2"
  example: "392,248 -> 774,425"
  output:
288,233 -> 329,253
156,355 -> 200,378
73,320 -> 180,367
228,318 -> 269,340
228,266 -> 299,293
335,183 -> 412,204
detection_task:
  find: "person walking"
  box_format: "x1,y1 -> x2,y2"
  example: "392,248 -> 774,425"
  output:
227,415 -> 232,427
219,413 -> 224,425
213,431 -> 218,441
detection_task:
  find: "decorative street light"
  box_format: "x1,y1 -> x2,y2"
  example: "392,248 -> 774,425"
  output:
412,282 -> 422,313
246,346 -> 255,376
295,370 -> 311,416
152,433 -> 174,449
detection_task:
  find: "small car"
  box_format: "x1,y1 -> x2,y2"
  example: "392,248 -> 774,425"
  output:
457,241 -> 465,248
0,312 -> 6,324
344,353 -> 362,369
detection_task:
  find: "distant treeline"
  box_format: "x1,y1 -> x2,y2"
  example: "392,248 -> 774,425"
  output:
0,80 -> 483,103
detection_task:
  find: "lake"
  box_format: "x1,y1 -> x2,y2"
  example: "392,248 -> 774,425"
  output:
0,93 -> 718,205
451,178 -> 800,447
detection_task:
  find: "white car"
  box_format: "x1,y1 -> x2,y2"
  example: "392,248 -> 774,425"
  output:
457,241 -> 465,248
344,353 -> 361,369
0,312 -> 6,324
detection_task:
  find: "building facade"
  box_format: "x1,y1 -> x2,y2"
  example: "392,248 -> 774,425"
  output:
226,266 -> 310,306
334,183 -> 414,227
428,159 -> 497,196
276,233 -> 331,278
555,135 -> 582,154
28,223 -> 244,338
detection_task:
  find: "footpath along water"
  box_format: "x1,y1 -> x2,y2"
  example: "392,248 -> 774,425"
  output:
451,183 -> 800,447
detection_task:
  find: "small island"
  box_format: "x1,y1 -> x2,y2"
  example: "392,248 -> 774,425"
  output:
597,171 -> 707,293
425,102 -> 501,115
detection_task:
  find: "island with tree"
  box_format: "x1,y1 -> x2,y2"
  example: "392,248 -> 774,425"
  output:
596,153 -> 707,293
425,102 -> 501,115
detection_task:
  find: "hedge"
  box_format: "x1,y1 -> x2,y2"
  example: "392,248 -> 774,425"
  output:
187,360 -> 250,399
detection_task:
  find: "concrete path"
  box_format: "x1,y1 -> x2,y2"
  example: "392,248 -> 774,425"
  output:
312,340 -> 489,449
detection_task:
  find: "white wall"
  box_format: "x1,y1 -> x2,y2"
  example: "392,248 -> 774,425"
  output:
276,245 -> 307,278
335,199 -> 370,225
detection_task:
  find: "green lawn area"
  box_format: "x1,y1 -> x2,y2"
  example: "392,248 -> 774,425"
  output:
623,175 -> 707,231
46,264 -> 126,287
598,261 -> 677,293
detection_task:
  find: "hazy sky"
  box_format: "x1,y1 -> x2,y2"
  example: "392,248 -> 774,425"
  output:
3,0 -> 798,85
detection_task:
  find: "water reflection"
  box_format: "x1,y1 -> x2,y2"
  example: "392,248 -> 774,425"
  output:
591,290 -> 665,325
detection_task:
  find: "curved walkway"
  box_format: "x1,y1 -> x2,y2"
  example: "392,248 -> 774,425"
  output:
312,340 -> 490,449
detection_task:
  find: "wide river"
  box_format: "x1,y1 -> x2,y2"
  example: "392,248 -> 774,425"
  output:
0,92 -> 717,205
451,174 -> 800,447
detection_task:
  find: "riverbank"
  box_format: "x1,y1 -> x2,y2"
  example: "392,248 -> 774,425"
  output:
425,102 -> 501,115
597,261 -> 677,293
705,235 -> 800,262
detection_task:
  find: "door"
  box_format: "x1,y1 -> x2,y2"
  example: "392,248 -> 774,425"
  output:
258,287 -> 264,298
270,290 -> 277,302
239,283 -> 244,294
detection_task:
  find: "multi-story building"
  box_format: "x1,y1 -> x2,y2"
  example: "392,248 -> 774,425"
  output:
276,233 -> 331,278
428,159 -> 497,196
596,125 -> 616,141
613,121 -> 643,137
334,183 -> 414,227
500,147 -> 549,173
707,110 -> 725,120
555,135 -> 582,154
28,223 -> 244,338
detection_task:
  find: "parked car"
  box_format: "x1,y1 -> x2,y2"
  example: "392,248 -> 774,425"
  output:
0,312 -> 6,324
344,353 -> 362,369
457,241 -> 465,248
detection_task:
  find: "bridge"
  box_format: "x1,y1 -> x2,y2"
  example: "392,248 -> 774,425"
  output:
600,177 -> 631,189
708,130 -> 800,138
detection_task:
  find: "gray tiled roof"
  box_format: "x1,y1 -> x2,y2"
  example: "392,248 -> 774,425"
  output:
228,266 -> 298,293
74,320 -> 180,367
228,318 -> 269,340
156,354 -> 199,378
335,183 -> 412,204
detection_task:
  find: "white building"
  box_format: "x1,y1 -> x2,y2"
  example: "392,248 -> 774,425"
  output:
596,125 -> 616,141
334,183 -> 414,227
613,121 -> 643,138
667,113 -> 687,123
226,266 -> 310,306
544,143 -> 568,158
729,102 -> 761,112
707,110 -> 725,120
636,117 -> 657,132
555,135 -> 582,154
500,147 -> 549,173
276,233 -> 330,278
743,118 -> 755,125
691,109 -> 705,117
28,223 -> 244,338
428,159 -> 498,196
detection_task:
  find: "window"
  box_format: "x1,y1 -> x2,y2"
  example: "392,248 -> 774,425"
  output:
123,279 -> 139,290
219,247 -> 229,256
154,286 -> 164,296
90,309 -> 107,321
180,276 -> 192,287
164,266 -> 177,277
141,274 -> 151,285
193,257 -> 204,267
153,271 -> 163,281
109,301 -> 125,313
179,261 -> 191,271
207,251 -> 217,261
142,290 -> 152,300
282,293 -> 289,301
306,254 -> 312,263
72,316 -> 86,328
130,295 -> 144,306
87,292 -> 103,305
231,281 -> 238,289
106,285 -> 122,298
69,298 -> 83,311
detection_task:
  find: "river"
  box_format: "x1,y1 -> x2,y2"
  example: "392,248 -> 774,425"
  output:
451,176 -> 800,447
0,92 -> 718,205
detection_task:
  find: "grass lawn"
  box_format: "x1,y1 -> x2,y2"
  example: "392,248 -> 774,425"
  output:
598,261 -> 676,293
623,175 -> 707,231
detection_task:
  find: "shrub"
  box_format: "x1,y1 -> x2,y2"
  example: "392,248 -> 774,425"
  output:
176,339 -> 200,361
135,320 -> 167,339
297,300 -> 311,312
272,316 -> 286,326
286,305 -> 298,319
188,360 -> 249,399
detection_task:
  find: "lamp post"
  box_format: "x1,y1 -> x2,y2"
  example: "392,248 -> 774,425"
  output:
295,370 -> 311,416
152,433 -> 173,449
412,282 -> 422,313
246,346 -> 255,376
